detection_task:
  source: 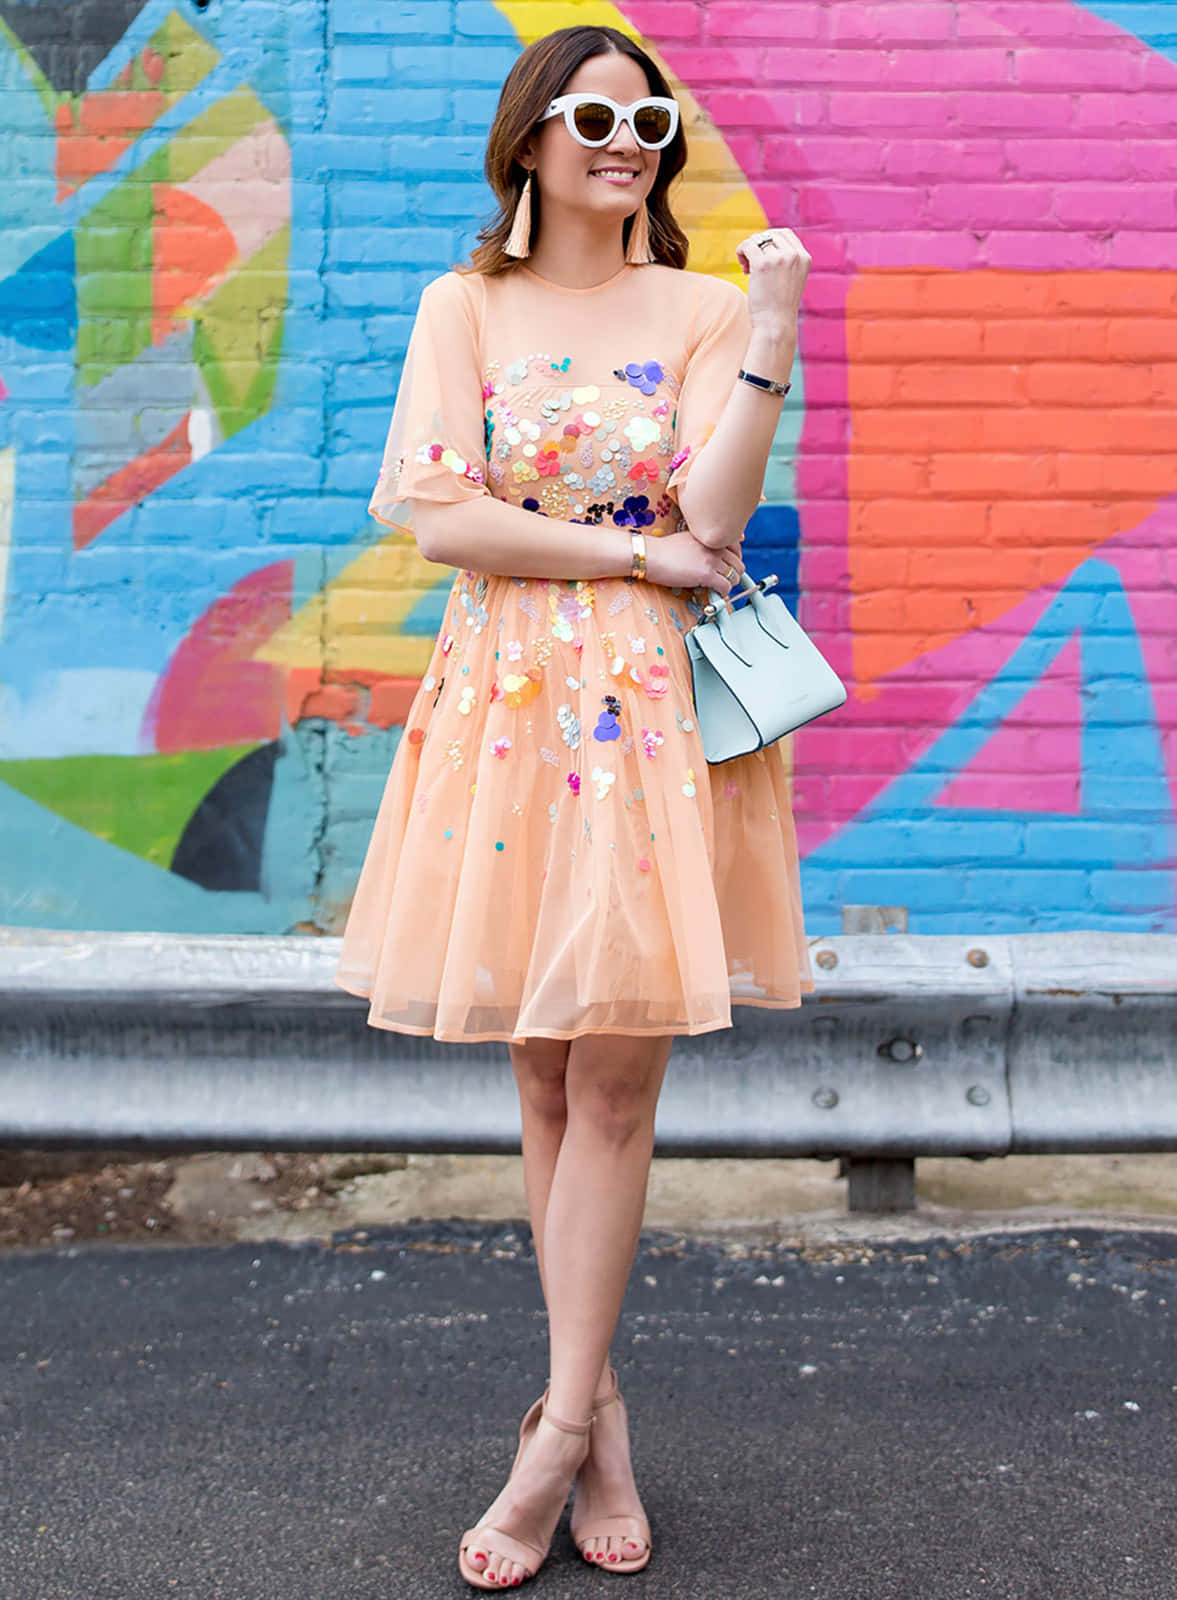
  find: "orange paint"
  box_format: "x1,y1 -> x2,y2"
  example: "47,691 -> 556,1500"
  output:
54,92 -> 167,197
72,417 -> 192,550
151,186 -> 238,341
846,268 -> 1177,686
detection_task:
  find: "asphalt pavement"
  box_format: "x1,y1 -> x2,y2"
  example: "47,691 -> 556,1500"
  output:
2,1219 -> 1175,1599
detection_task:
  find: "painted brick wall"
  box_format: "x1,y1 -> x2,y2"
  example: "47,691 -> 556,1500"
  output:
0,0 -> 1173,935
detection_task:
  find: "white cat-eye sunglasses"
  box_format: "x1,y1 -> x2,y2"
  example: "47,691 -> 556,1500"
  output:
539,93 -> 680,151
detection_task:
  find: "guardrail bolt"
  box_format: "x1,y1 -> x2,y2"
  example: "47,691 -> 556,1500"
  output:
812,1086 -> 840,1109
880,1037 -> 923,1063
966,948 -> 989,968
966,1085 -> 991,1106
815,949 -> 838,970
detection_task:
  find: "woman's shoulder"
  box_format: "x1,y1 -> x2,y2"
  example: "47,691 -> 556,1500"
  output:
420,268 -> 487,320
642,263 -> 746,319
685,267 -> 747,310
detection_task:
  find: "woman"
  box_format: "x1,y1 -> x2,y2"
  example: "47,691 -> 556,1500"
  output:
334,23 -> 812,1590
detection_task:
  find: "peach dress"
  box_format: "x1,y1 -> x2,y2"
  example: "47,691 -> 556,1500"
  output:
333,259 -> 813,1043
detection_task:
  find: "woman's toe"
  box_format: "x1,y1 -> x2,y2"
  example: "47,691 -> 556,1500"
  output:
623,1537 -> 646,1558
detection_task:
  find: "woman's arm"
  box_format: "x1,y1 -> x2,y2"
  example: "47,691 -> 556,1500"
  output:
675,324 -> 797,550
414,495 -> 635,581
674,227 -> 811,551
414,495 -> 749,594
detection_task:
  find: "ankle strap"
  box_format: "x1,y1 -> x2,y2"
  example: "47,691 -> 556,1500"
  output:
541,1396 -> 594,1435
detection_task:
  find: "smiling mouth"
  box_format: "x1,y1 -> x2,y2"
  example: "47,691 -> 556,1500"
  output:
590,168 -> 639,182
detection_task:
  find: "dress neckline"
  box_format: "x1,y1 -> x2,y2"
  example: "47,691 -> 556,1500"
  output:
515,261 -> 635,295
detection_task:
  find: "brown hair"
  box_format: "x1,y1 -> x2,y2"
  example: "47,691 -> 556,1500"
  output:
455,26 -> 690,278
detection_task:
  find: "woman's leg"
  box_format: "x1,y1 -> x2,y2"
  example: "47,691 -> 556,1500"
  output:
542,1031 -> 673,1420
508,1037 -> 571,1322
465,1032 -> 672,1584
508,1037 -> 615,1399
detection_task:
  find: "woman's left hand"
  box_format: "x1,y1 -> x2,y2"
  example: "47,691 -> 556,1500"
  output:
735,227 -> 811,340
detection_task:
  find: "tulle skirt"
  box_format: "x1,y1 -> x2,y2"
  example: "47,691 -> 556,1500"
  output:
333,568 -> 813,1043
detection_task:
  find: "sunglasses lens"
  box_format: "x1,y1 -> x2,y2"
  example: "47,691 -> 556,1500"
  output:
633,104 -> 672,145
571,101 -> 616,143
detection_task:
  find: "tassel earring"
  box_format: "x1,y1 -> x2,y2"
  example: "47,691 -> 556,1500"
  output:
625,198 -> 655,264
504,170 -> 534,258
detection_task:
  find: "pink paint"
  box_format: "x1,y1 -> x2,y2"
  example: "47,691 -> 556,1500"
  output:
142,560 -> 294,753
935,637 -> 1083,813
174,118 -> 291,265
619,0 -> 1177,910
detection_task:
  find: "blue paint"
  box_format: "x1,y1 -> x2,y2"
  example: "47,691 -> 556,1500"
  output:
1078,2 -> 1177,57
801,562 -> 1177,933
0,1 -> 1173,936
0,232 -> 75,350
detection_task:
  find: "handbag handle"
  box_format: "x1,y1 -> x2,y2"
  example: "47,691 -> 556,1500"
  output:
693,570 -> 783,668
700,569 -> 779,626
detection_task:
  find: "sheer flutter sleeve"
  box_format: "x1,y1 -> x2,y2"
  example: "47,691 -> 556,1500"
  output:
665,274 -> 767,511
367,271 -> 491,540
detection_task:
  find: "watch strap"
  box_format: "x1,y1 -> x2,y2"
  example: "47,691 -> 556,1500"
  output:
738,368 -> 792,397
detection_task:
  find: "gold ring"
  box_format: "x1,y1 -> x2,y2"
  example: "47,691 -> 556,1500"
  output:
725,564 -> 736,581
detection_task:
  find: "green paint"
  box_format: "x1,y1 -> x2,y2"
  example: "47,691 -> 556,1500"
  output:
193,224 -> 289,437
0,744 -> 262,869
163,86 -> 273,186
73,85 -> 281,391
150,9 -> 220,98
75,172 -> 157,387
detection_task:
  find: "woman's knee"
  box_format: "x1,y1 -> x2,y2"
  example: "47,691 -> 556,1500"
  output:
509,1038 -> 570,1122
565,1035 -> 673,1147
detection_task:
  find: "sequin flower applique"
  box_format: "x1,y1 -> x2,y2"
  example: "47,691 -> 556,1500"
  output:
613,360 -> 664,396
557,704 -> 581,750
591,765 -> 616,801
644,664 -> 669,699
593,695 -> 622,742
502,669 -> 542,709
612,495 -> 655,528
625,417 -> 660,452
415,440 -> 485,485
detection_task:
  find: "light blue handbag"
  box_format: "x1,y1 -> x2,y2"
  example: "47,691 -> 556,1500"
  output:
683,570 -> 847,764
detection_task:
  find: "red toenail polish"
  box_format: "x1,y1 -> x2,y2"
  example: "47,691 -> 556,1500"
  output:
609,1553 -> 619,1561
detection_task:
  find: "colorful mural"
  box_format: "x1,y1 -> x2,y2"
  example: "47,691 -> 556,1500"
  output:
0,0 -> 1174,934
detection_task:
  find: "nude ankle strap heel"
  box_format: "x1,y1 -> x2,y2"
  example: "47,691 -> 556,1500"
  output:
457,1389 -> 593,1589
570,1366 -> 653,1574
539,1391 -> 594,1435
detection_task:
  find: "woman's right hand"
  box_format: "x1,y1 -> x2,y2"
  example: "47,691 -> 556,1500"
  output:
642,527 -> 746,597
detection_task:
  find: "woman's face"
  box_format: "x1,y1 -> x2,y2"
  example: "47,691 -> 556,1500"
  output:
523,53 -> 665,223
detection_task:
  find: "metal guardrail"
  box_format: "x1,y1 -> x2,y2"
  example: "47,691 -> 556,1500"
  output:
1,927 -> 1174,1211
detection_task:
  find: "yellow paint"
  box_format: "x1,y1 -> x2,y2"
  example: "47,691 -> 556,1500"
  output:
253,535 -> 454,676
